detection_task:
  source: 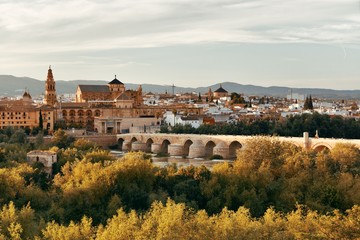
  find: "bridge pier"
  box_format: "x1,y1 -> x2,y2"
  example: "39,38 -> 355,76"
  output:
122,140 -> 131,151
213,142 -> 229,159
189,140 -> 205,158
132,141 -> 147,152
168,144 -> 184,156
151,143 -> 162,154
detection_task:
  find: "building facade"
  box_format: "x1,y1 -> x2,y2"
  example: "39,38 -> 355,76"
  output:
27,150 -> 57,175
1,67 -> 203,133
0,91 -> 55,131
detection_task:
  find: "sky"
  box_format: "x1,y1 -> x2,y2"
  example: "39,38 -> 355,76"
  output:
0,0 -> 360,89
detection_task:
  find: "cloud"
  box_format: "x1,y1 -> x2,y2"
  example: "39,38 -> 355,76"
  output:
1,0 -> 360,87
1,0 -> 359,52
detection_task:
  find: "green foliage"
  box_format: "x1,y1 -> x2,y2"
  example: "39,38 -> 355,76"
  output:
165,112 -> 360,139
39,109 -> 43,130
51,129 -> 75,149
159,125 -> 169,133
54,119 -> 67,130
9,129 -> 27,144
230,92 -> 246,104
0,137 -> 360,238
304,95 -> 314,110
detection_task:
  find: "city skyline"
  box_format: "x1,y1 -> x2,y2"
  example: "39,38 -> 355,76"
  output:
1,0 -> 360,90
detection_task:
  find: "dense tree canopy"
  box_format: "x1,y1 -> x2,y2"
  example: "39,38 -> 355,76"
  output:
0,128 -> 359,239
162,112 -> 360,139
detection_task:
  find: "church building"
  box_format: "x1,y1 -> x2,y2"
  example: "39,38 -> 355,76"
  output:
75,76 -> 143,107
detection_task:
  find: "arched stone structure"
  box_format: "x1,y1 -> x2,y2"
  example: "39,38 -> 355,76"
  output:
213,142 -> 229,159
132,141 -> 147,152
168,144 -> 184,156
78,110 -> 84,117
122,140 -> 131,151
189,140 -> 205,158
94,110 -> 101,117
205,141 -> 216,158
86,110 -> 92,117
183,140 -> 193,156
118,138 -> 124,150
160,139 -> 170,154
116,133 -> 360,159
145,138 -> 153,153
127,137 -> 137,151
229,141 -> 242,159
312,143 -> 331,152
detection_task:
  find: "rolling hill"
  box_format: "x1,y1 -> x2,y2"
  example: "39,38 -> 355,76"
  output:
0,75 -> 359,99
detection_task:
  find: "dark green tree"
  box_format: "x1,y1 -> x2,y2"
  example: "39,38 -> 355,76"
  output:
309,95 -> 314,110
39,109 -> 43,129
304,96 -> 314,110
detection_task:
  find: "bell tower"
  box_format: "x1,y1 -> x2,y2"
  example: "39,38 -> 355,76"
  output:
44,65 -> 57,106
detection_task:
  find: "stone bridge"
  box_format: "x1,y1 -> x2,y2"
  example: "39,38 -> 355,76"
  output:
116,133 -> 360,159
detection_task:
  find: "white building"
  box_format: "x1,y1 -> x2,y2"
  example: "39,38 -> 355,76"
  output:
163,111 -> 202,128
27,150 -> 57,176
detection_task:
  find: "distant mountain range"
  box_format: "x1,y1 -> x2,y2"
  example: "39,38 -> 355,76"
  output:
1,75 -> 360,99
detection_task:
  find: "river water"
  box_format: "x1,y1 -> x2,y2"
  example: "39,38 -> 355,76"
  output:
110,151 -> 233,169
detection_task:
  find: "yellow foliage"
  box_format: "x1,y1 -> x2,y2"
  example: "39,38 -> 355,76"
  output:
42,217 -> 95,240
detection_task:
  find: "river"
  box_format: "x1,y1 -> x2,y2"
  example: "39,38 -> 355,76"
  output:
110,151 -> 233,169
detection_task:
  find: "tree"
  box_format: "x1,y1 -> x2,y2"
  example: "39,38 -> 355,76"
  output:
39,109 -> 43,130
42,217 -> 95,240
304,96 -> 314,110
54,119 -> 67,130
9,129 -> 27,144
309,95 -> 314,110
51,129 -> 75,149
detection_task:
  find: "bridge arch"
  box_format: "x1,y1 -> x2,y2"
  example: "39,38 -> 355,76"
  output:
129,137 -> 138,151
161,139 -> 171,154
312,143 -> 332,152
183,140 -> 193,156
118,138 -> 124,151
145,138 -> 154,153
205,141 -> 216,158
229,141 -> 242,159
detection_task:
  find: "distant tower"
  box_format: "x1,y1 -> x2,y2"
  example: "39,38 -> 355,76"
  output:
208,87 -> 213,100
44,66 -> 57,106
136,85 -> 143,106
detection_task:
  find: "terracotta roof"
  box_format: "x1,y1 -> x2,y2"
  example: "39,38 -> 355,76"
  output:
78,85 -> 110,92
116,93 -> 131,101
60,102 -> 90,108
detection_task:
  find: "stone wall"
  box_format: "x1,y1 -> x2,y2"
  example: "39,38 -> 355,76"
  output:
74,135 -> 117,149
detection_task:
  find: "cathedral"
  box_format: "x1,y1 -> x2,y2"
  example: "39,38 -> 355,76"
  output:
75,75 -> 143,107
0,66 -> 202,133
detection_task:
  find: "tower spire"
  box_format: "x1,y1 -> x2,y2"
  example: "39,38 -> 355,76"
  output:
44,65 -> 57,106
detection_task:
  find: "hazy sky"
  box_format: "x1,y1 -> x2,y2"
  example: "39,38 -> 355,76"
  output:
0,0 -> 360,89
